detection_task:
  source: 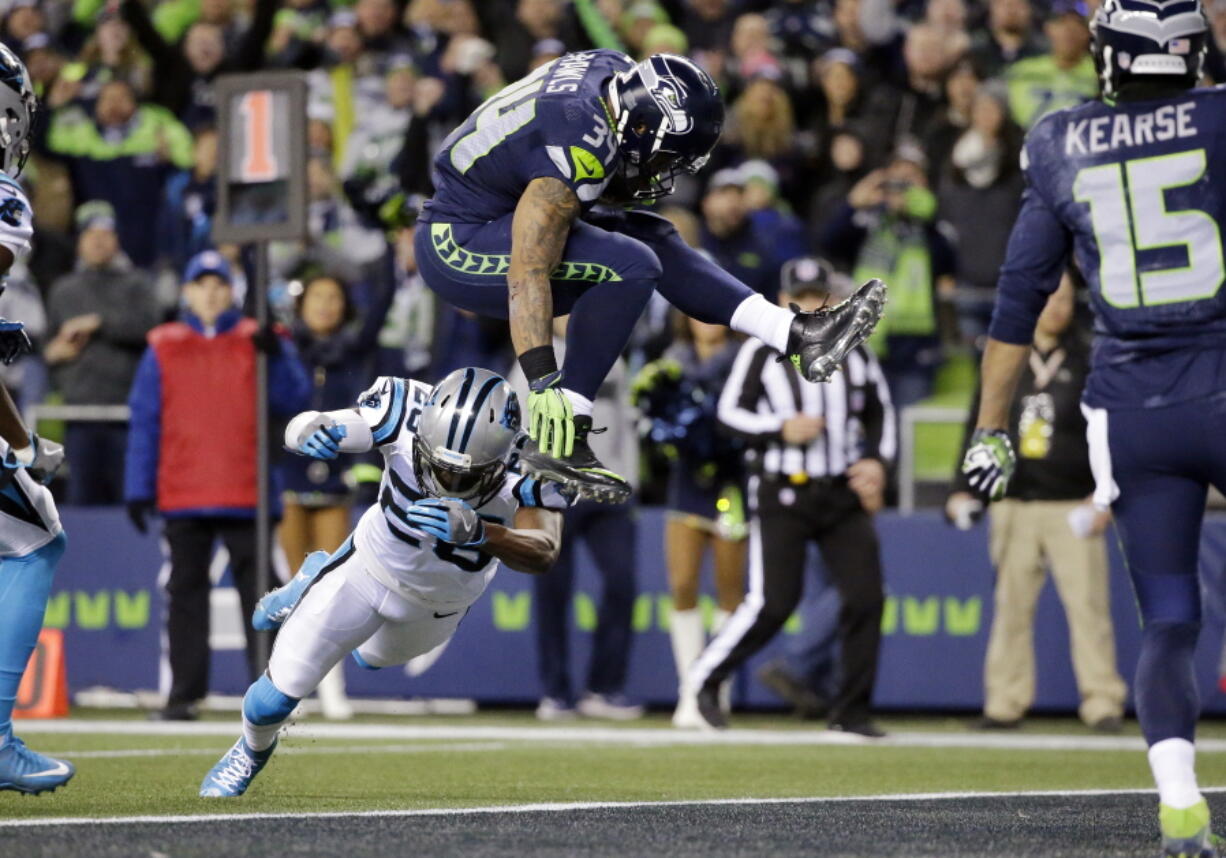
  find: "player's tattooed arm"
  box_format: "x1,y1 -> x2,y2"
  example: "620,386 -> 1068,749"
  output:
975,338 -> 1031,430
481,506 -> 563,575
507,177 -> 580,355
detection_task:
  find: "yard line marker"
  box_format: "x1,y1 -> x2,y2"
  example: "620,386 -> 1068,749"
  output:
37,742 -> 508,759
4,787 -> 1225,829
18,720 -> 1226,753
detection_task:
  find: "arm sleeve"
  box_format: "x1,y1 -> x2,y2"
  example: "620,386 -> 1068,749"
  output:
717,342 -> 786,442
988,143 -> 1072,345
285,409 -> 374,453
123,347 -> 161,503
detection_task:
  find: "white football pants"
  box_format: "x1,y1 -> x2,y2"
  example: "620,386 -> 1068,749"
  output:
267,549 -> 467,699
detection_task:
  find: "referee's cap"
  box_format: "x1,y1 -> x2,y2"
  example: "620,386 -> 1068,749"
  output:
780,256 -> 853,300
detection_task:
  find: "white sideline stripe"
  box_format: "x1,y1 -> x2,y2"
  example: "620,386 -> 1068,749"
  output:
38,742 -> 508,760
5,787 -> 1225,829
17,720 -> 1226,753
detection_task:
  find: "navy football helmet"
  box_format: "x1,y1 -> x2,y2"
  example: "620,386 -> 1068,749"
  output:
607,54 -> 724,200
1091,0 -> 1208,99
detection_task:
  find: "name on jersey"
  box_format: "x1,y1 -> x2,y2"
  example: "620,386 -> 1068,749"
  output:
1064,102 -> 1196,156
545,52 -> 595,93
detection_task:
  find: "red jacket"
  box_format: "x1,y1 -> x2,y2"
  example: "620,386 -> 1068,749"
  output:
124,309 -> 310,515
153,317 -> 259,511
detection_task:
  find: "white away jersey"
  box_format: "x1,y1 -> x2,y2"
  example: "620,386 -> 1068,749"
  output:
350,376 -> 570,608
0,437 -> 62,557
0,173 -> 33,260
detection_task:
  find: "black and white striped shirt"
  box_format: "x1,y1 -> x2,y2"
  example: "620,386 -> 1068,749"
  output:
717,341 -> 895,480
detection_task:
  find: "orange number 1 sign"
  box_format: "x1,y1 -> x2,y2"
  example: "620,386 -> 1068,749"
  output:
238,90 -> 278,182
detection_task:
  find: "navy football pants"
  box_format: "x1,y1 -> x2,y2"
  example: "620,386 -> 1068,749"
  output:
1103,391 -> 1226,746
415,208 -> 755,399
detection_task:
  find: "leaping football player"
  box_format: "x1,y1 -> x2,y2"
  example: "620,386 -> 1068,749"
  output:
0,45 -> 73,796
414,51 -> 887,503
200,368 -> 569,797
961,2 -> 1226,854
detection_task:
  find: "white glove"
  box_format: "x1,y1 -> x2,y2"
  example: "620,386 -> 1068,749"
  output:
3,434 -> 64,485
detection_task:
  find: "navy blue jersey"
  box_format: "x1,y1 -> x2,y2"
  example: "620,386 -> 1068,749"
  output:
990,85 -> 1226,409
422,50 -> 635,224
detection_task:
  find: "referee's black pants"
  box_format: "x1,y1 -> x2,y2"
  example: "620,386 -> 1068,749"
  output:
690,476 -> 884,726
163,517 -> 270,706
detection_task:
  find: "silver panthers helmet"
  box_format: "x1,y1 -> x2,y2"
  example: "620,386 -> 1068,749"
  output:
412,367 -> 521,504
0,44 -> 35,176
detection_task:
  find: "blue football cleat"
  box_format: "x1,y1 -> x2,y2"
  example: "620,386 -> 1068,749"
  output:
252,550 -> 330,631
0,736 -> 75,795
199,737 -> 276,798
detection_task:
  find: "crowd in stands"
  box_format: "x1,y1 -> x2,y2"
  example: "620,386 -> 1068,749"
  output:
9,0 -> 1226,721
7,0 -> 1224,478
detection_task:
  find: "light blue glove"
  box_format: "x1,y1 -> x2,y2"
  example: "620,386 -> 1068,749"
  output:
405,497 -> 486,546
300,423 -> 347,460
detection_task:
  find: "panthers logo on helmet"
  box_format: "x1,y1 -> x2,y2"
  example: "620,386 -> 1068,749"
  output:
500,393 -> 521,432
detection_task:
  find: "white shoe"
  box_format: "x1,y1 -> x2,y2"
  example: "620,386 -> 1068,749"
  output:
576,693 -> 644,721
672,691 -> 704,729
535,697 -> 578,721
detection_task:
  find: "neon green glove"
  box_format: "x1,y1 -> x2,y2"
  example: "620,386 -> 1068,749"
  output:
528,371 -> 575,458
961,428 -> 1016,502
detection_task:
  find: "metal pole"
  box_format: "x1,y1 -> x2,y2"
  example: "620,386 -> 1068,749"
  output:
899,406 -> 916,516
254,241 -> 271,671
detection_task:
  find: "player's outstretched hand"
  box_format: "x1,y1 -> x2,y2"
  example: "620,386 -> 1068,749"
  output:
301,423 -> 347,460
961,428 -> 1016,502
406,497 -> 486,547
2,433 -> 64,484
28,435 -> 64,485
527,371 -> 574,459
0,318 -> 32,366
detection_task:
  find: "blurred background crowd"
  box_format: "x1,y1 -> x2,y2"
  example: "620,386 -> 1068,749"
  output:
9,0 -> 1226,723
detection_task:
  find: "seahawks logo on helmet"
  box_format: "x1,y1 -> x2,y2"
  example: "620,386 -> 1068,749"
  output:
649,78 -> 693,135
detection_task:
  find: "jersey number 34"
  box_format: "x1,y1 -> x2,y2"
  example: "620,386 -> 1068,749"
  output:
1074,148 -> 1224,308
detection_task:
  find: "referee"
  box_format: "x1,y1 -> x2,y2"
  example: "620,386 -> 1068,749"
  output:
687,257 -> 893,736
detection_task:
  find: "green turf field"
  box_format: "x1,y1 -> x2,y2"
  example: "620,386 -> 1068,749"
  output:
5,710 -> 1226,819
8,710 -> 1226,856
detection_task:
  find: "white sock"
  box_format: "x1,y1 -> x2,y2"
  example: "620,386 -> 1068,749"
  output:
713,608 -> 733,636
669,608 -> 705,688
730,294 -> 793,354
1149,738 -> 1203,809
243,715 -> 283,753
562,389 -> 593,418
